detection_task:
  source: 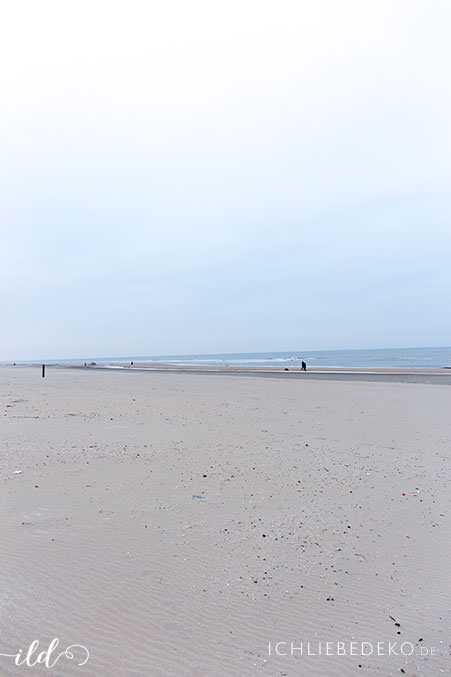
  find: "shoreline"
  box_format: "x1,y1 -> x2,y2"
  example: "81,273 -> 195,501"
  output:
5,362 -> 451,384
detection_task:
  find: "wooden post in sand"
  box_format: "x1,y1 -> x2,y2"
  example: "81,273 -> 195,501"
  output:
42,364 -> 46,378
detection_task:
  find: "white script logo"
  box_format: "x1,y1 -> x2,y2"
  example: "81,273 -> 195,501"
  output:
0,638 -> 90,669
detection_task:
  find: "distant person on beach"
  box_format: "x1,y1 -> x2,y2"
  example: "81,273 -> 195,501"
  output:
301,361 -> 307,371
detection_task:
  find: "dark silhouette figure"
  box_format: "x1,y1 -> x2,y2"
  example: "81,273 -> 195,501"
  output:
301,361 -> 307,371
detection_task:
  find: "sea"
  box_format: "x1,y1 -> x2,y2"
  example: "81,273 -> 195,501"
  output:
13,346 -> 451,369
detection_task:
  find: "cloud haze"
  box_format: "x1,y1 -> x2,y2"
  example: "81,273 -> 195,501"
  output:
1,0 -> 450,359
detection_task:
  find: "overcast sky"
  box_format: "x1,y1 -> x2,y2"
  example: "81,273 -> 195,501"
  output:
1,0 -> 450,360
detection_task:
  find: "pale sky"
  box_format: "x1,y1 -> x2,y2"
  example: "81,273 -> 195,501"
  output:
1,0 -> 451,360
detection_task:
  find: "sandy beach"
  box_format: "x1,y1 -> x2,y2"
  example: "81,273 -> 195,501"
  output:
1,365 -> 450,676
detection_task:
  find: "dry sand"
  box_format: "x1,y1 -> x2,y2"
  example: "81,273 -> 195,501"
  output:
1,366 -> 450,676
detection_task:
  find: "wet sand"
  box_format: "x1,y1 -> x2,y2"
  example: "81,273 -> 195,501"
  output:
80,362 -> 451,386
1,365 -> 450,675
